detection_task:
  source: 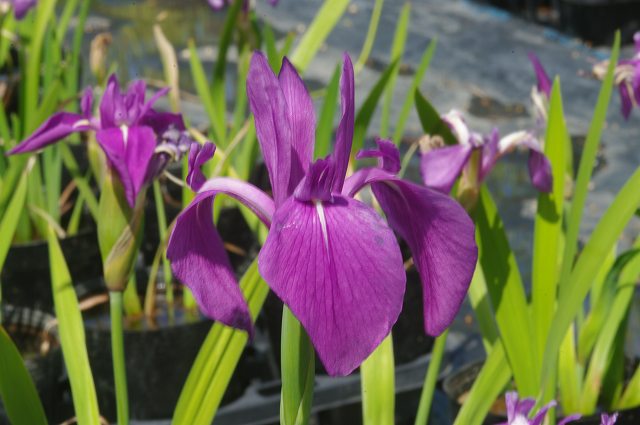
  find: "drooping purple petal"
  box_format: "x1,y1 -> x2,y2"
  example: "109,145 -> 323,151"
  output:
479,128 -> 500,182
279,58 -> 315,191
96,126 -> 157,207
620,83 -> 634,120
187,142 -> 215,191
420,144 -> 474,194
600,413 -> 618,425
12,0 -> 37,19
167,177 -> 274,335
528,52 -> 552,97
7,112 -> 91,155
345,167 -> 477,336
247,52 -> 292,206
140,110 -> 186,136
329,53 -> 355,193
528,149 -> 553,192
258,195 -> 405,376
356,139 -> 401,174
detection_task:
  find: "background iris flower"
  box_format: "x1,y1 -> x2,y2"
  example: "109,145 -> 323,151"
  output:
8,74 -> 194,207
499,392 -> 581,425
1,0 -> 37,19
167,51 -> 478,376
207,0 -> 277,11
420,110 -> 552,196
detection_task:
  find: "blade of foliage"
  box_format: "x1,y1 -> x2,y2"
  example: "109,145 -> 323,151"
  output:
315,64 -> 341,159
24,0 -> 57,133
542,163 -> 640,391
47,227 -> 101,425
414,90 -> 456,145
467,265 -> 499,352
172,261 -> 269,425
154,23 -> 180,112
379,2 -> 410,139
0,327 -> 47,425
453,341 -> 511,425
0,160 -> 29,273
414,330 -> 448,425
263,24 -> 280,72
64,0 -> 90,101
475,187 -> 538,395
289,0 -> 350,72
557,32 -> 620,301
351,59 -> 399,157
580,247 -> 640,411
532,79 -> 567,364
281,307 -> 315,425
60,143 -> 99,220
188,39 -> 223,144
354,0 -> 384,73
558,324 -> 581,413
361,334 -> 394,425
617,364 -> 640,409
393,39 -> 437,144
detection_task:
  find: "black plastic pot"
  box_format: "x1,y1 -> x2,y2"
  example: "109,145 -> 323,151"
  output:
1,229 -> 104,313
0,305 -> 66,424
559,0 -> 640,45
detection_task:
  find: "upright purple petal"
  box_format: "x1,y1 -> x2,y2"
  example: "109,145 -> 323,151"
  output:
293,158 -> 334,202
420,144 -> 474,194
279,58 -> 315,191
258,195 -> 405,376
600,413 -> 618,425
137,87 -> 171,124
479,128 -> 500,182
356,138 -> 401,174
528,53 -> 552,97
187,142 -> 215,191
12,0 -> 37,19
346,168 -> 477,336
96,125 -> 157,207
329,54 -> 355,193
247,52 -> 292,206
81,88 -> 94,117
7,112 -> 91,155
140,110 -> 186,136
99,75 -> 122,128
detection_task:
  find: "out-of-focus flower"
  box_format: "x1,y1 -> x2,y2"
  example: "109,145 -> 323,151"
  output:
601,412 -> 618,425
528,52 -> 553,123
1,0 -> 37,19
420,110 -> 552,199
8,74 -> 196,207
594,32 -> 640,120
207,0 -> 277,11
499,392 -> 581,425
167,52 -> 478,376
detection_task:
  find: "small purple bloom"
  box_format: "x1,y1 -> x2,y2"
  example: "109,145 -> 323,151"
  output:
528,53 -> 552,98
420,110 -> 552,194
3,0 -> 37,19
8,75 -> 196,207
594,31 -> 640,120
601,412 -> 618,425
167,52 -> 478,376
499,392 -> 581,425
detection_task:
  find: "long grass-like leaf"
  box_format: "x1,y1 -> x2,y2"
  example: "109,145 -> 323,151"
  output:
47,227 -> 101,425
379,2 -> 410,139
188,39 -> 223,144
354,0 -> 384,74
289,0 -> 350,72
361,334 -> 394,425
414,90 -> 456,145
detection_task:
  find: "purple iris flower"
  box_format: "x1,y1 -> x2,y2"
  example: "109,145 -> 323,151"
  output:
207,0 -> 277,10
7,74 -> 194,208
420,110 -> 552,195
499,392 -> 581,425
2,0 -> 37,19
167,52 -> 477,376
593,32 -> 640,120
601,413 -> 618,425
528,53 -> 553,123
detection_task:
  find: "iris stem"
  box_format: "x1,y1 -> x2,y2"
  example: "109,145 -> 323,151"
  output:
110,291 -> 129,425
414,329 -> 448,425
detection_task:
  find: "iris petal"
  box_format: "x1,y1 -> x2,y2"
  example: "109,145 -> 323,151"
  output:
345,168 -> 477,336
187,142 -> 215,191
329,54 -> 355,193
247,52 -> 293,206
96,126 -> 157,208
258,195 -> 405,376
420,144 -> 474,194
279,58 -> 315,191
528,53 -> 552,97
8,112 -> 91,155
